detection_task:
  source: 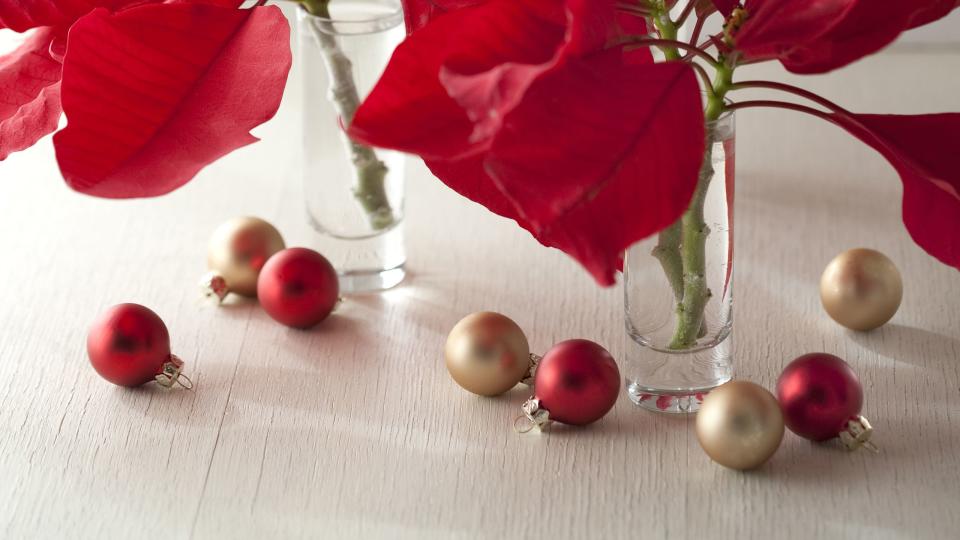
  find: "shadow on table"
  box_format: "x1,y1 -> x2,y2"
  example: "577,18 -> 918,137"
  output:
849,323 -> 960,369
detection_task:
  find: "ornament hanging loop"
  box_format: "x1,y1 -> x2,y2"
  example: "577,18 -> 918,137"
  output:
839,415 -> 878,452
175,372 -> 195,390
155,355 -> 194,390
513,397 -> 552,434
521,354 -> 542,386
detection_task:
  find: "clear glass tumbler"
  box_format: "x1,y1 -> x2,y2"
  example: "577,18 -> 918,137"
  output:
623,111 -> 735,413
299,1 -> 406,293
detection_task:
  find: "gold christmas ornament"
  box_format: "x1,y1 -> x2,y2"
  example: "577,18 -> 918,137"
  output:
444,312 -> 533,396
203,217 -> 285,301
696,381 -> 784,470
820,248 -> 902,331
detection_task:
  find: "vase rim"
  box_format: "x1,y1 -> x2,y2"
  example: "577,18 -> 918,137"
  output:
701,93 -> 735,125
298,0 -> 403,35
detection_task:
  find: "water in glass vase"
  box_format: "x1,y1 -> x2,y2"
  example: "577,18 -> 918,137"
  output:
299,0 -> 406,293
623,112 -> 735,413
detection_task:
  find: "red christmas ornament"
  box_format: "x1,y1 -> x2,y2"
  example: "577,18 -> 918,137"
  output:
777,353 -> 876,451
257,247 -> 339,328
517,339 -> 620,430
87,303 -> 192,388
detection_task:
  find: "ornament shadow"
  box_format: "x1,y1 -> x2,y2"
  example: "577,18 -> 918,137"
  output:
342,284 -> 456,339
764,438 -> 873,484
217,295 -> 259,309
117,378 -> 217,427
848,323 -> 960,369
502,384 -> 534,405
544,402 -> 691,440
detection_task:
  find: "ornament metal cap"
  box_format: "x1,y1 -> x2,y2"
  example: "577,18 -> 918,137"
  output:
154,355 -> 194,390
513,397 -> 552,434
838,415 -> 879,452
520,353 -> 542,387
201,271 -> 230,303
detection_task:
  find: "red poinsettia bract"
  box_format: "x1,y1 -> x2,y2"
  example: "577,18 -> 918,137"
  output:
351,0 -> 960,283
731,0 -> 960,73
833,112 -> 960,268
0,27 -> 62,160
350,0 -> 704,284
0,0 -> 291,197
55,3 -> 290,197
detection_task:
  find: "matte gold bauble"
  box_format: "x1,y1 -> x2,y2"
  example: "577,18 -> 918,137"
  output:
207,217 -> 285,298
696,381 -> 784,470
820,248 -> 902,331
444,312 -> 531,396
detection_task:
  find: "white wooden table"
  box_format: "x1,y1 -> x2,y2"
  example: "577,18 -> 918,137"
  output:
1,19 -> 959,539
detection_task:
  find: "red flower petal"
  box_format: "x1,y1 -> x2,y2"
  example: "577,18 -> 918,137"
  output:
424,157 -> 535,232
0,27 -> 63,160
54,4 -> 291,198
351,0 -> 674,285
832,112 -> 960,269
908,0 -> 960,28
400,0 -> 484,33
708,0 -> 738,17
0,0 -> 153,32
487,54 -> 704,285
350,0 -> 569,161
351,0 -> 636,164
734,0 -> 959,74
0,0 -> 92,31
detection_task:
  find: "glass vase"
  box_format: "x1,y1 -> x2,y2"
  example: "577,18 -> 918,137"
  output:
624,111 -> 735,414
299,1 -> 406,293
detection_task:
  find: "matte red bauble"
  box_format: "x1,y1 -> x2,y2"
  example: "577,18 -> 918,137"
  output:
87,303 -> 191,388
257,247 -> 339,328
777,353 -> 875,450
519,339 -> 620,429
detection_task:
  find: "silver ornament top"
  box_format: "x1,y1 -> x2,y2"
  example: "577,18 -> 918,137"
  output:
513,397 -> 552,434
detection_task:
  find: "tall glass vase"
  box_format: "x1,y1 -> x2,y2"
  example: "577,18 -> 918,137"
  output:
624,111 -> 735,413
299,1 -> 406,293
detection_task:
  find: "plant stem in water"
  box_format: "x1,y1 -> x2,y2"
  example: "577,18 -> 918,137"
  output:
302,0 -> 395,230
668,143 -> 715,349
668,61 -> 733,349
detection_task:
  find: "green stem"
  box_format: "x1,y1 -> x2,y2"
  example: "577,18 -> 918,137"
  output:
651,2 -> 682,61
649,3 -> 686,304
301,0 -> 396,230
668,60 -> 734,349
652,222 -> 684,302
668,147 -> 715,348
300,0 -> 330,17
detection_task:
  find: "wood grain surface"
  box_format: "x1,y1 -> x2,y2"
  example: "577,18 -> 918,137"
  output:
0,15 -> 958,539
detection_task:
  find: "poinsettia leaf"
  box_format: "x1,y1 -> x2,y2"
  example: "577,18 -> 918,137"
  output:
0,83 -> 62,160
0,0 -> 152,32
425,156 -> 535,232
54,3 -> 291,198
708,0 -> 738,16
0,27 -> 63,160
832,112 -> 960,269
908,0 -> 960,27
400,0 -> 484,33
733,0 -> 959,73
0,0 -> 93,31
485,53 -> 704,285
351,0 -> 571,162
351,0 -> 660,285
350,0 -> 627,161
